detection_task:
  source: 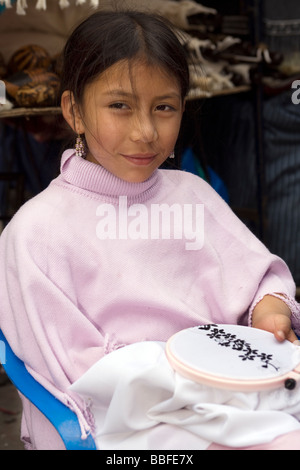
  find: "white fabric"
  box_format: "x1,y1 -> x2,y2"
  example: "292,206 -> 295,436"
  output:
70,341 -> 300,450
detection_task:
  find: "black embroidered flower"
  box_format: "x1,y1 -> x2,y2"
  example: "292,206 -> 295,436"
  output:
198,324 -> 279,372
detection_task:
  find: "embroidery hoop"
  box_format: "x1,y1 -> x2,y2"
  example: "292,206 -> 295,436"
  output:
166,324 -> 300,392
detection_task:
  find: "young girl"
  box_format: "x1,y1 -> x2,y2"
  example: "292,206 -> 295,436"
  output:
0,10 -> 300,450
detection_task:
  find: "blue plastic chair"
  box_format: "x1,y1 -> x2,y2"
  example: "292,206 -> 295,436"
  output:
0,328 -> 97,450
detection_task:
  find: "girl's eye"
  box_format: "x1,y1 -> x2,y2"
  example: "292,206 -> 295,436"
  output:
109,102 -> 129,110
156,104 -> 175,112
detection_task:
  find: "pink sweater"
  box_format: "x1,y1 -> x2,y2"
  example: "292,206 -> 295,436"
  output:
0,149 -> 299,449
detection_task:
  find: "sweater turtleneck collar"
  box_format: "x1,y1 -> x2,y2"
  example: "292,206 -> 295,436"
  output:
59,149 -> 162,205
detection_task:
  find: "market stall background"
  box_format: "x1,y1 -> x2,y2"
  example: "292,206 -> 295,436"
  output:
0,0 -> 299,292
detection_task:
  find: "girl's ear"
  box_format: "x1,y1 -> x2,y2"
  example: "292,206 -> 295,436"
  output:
61,91 -> 85,134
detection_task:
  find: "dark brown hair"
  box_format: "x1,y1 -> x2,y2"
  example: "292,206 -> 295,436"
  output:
60,10 -> 190,104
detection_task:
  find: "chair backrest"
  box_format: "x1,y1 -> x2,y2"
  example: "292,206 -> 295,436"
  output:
0,328 -> 96,450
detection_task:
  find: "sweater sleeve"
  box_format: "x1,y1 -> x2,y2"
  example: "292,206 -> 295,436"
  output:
0,205 -> 105,446
182,170 -> 300,335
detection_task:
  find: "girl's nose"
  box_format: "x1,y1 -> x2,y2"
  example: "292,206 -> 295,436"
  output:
130,113 -> 158,143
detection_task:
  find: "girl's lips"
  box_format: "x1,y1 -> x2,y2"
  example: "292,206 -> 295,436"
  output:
122,154 -> 157,166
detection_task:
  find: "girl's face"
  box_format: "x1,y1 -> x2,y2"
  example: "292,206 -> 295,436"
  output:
63,60 -> 184,183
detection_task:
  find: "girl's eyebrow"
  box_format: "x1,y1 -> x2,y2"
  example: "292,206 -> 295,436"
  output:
104,90 -> 181,101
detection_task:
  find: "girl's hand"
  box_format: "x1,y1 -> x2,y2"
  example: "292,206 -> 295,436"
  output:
251,295 -> 298,343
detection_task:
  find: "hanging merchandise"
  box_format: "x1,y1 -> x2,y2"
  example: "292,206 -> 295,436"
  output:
1,44 -> 60,108
0,0 -> 99,14
0,0 -> 289,100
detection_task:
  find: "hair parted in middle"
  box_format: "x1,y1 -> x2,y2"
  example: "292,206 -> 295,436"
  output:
60,10 -> 190,105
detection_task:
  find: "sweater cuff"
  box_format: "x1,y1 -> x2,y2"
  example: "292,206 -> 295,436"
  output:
248,293 -> 300,338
